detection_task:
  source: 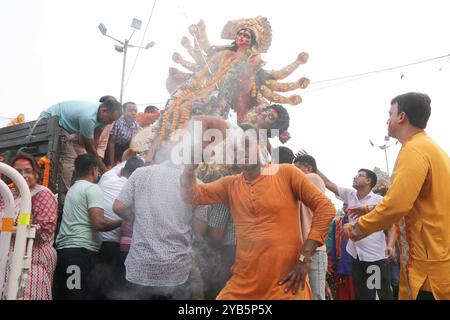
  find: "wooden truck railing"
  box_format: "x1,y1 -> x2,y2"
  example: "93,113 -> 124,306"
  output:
0,116 -> 61,195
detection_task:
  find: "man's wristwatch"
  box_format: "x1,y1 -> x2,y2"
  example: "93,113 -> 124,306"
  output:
298,253 -> 313,263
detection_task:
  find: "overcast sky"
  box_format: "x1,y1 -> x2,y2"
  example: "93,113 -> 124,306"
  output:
1,0 -> 449,199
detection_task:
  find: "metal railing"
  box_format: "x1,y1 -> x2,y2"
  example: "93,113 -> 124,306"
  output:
0,162 -> 34,300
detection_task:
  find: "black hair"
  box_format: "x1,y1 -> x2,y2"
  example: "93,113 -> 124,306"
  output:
212,28 -> 258,53
359,168 -> 378,189
272,146 -> 294,164
99,95 -> 117,103
293,154 -> 317,173
9,152 -> 41,180
122,156 -> 145,177
74,153 -> 98,178
391,92 -> 431,129
263,104 -> 290,136
144,105 -> 159,113
101,99 -> 123,115
122,101 -> 137,112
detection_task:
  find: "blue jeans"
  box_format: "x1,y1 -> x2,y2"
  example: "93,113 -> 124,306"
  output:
309,251 -> 328,300
389,259 -> 400,299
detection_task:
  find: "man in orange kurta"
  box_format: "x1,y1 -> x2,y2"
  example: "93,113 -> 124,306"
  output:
180,127 -> 335,300
346,92 -> 450,300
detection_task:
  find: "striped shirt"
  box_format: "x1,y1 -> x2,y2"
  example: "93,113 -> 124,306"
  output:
111,115 -> 140,146
207,204 -> 236,246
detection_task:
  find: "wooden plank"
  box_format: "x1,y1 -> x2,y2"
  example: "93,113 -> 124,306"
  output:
0,144 -> 41,155
46,118 -> 61,194
0,134 -> 51,149
0,117 -> 58,147
0,117 -> 52,135
0,127 -> 50,142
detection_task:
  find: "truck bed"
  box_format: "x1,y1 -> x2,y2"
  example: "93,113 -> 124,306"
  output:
0,116 -> 61,194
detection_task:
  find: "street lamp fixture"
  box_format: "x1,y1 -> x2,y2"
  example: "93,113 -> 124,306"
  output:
131,18 -> 142,31
369,136 -> 398,177
145,41 -> 155,50
98,18 -> 155,103
98,23 -> 107,36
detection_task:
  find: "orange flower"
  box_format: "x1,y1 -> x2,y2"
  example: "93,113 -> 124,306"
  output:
38,156 -> 51,187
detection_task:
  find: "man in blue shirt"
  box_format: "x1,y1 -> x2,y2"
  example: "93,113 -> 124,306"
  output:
40,99 -> 122,198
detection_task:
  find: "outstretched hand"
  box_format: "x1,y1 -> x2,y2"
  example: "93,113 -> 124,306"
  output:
288,95 -> 302,105
188,24 -> 199,36
295,149 -> 309,159
172,52 -> 182,63
181,36 -> 191,48
297,52 -> 309,64
279,131 -> 291,144
386,246 -> 397,261
197,20 -> 206,31
346,205 -> 368,220
297,77 -> 310,89
344,222 -> 366,242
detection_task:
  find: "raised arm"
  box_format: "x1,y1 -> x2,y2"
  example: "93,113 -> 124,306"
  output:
180,164 -> 230,205
181,36 -> 205,66
180,164 -> 201,203
260,85 -> 302,105
265,77 -> 310,92
172,52 -> 198,73
270,52 -> 309,80
316,169 -> 339,197
295,150 -> 339,196
189,20 -> 211,54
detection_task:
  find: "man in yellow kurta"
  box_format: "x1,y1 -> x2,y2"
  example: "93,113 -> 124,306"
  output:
346,92 -> 450,300
181,125 -> 335,299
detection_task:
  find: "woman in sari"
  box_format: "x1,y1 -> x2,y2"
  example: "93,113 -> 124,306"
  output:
0,153 -> 57,300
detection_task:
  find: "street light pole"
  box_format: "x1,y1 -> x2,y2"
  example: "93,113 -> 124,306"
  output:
120,39 -> 128,103
98,19 -> 155,103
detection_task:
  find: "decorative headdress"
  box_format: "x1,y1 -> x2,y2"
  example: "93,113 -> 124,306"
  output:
372,166 -> 391,196
221,16 -> 272,53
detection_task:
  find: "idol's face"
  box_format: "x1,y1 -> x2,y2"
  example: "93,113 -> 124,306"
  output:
236,29 -> 252,49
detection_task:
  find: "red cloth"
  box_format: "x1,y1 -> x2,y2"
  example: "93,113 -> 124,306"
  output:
335,275 -> 355,300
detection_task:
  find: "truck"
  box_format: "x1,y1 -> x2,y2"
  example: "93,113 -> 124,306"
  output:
0,116 -> 61,199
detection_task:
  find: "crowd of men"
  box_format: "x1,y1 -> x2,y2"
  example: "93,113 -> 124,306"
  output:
1,92 -> 449,300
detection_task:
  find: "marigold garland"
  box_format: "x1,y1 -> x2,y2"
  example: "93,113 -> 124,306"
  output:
38,156 -> 51,187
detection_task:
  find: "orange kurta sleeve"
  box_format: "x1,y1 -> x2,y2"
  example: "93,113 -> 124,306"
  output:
181,175 -> 233,205
357,144 -> 428,235
286,165 -> 336,245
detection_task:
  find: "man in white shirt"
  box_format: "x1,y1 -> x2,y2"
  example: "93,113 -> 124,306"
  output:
300,151 -> 392,300
113,159 -> 208,300
96,156 -> 144,299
